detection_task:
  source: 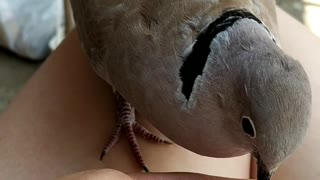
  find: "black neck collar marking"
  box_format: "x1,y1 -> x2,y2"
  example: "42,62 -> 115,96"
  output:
179,9 -> 275,100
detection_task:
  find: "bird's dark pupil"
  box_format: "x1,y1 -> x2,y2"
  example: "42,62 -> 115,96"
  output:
242,117 -> 255,138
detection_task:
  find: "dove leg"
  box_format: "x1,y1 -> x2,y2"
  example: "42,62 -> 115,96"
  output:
100,93 -> 169,172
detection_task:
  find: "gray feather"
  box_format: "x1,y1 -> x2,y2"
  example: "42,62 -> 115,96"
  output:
71,0 -> 311,175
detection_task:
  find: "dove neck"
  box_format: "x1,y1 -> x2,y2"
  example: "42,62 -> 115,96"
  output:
204,9 -> 275,43
179,9 -> 275,100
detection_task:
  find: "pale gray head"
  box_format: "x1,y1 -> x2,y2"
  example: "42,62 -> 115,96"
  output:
180,10 -> 312,180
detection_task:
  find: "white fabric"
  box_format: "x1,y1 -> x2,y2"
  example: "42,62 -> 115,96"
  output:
0,0 -> 64,60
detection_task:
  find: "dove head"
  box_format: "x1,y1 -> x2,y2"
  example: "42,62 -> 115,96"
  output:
237,49 -> 312,179
210,13 -> 311,180
237,49 -> 311,179
179,10 -> 312,180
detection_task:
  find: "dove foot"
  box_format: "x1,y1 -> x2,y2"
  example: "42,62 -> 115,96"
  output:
100,93 -> 171,172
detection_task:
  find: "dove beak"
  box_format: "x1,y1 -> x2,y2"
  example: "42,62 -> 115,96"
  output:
256,154 -> 272,180
257,164 -> 271,180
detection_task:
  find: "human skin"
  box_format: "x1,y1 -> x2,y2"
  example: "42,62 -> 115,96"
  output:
0,8 -> 319,180
58,169 -> 246,180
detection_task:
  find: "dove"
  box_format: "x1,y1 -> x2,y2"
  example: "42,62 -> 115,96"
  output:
70,0 -> 312,179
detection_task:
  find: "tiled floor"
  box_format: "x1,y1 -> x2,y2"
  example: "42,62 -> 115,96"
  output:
277,0 -> 306,23
277,0 -> 320,37
0,1 -> 320,112
0,50 -> 41,112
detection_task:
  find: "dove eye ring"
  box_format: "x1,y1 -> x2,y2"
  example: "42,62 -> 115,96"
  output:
241,116 -> 256,139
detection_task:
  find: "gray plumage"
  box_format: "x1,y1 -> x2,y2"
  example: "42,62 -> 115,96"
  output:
70,0 -> 312,179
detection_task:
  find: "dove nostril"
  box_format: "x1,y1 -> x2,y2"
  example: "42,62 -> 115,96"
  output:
242,116 -> 256,138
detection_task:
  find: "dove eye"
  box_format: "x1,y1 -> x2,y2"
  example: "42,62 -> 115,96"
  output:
242,116 -> 256,139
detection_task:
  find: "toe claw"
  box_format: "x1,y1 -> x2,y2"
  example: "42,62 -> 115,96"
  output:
143,165 -> 149,172
100,150 -> 106,160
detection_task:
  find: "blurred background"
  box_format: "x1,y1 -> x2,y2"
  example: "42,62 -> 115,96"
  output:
0,0 -> 320,113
